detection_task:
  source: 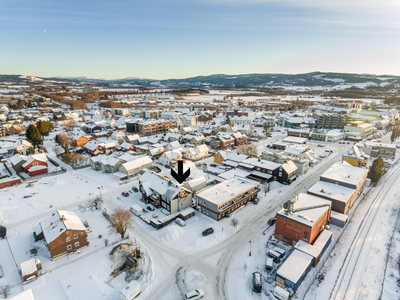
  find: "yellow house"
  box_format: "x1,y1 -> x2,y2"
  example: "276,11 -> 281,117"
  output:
214,152 -> 226,164
74,135 -> 90,147
342,145 -> 369,167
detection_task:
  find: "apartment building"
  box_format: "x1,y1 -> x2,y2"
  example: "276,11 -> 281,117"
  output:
126,119 -> 177,136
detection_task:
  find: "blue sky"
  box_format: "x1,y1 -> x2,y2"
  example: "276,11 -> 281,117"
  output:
1,0 -> 400,79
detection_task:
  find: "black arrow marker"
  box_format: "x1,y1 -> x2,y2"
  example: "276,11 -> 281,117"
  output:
170,160 -> 190,184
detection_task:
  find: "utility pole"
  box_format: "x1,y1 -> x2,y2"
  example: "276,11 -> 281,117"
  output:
249,240 -> 252,256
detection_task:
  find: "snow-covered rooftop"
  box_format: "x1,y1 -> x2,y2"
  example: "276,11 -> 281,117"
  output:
320,161 -> 368,187
276,249 -> 313,284
197,176 -> 259,205
308,181 -> 355,203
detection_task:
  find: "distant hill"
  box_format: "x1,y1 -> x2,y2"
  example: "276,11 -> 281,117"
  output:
1,72 -> 400,89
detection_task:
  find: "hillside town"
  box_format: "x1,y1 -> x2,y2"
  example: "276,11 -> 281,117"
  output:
0,78 -> 400,300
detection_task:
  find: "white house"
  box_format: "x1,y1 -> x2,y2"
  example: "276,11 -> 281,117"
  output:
158,150 -> 182,166
184,144 -> 209,160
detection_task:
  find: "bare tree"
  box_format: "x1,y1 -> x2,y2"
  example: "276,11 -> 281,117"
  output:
230,218 -> 239,228
109,207 -> 133,239
64,119 -> 76,132
87,195 -> 103,211
0,285 -> 12,298
57,133 -> 73,148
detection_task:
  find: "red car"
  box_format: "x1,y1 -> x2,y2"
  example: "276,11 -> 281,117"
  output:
121,191 -> 129,197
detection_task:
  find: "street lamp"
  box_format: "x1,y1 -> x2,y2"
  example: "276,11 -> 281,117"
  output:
249,240 -> 252,256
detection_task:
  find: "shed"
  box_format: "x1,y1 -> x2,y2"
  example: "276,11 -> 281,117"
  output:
330,211 -> 349,228
275,249 -> 313,291
20,259 -> 38,283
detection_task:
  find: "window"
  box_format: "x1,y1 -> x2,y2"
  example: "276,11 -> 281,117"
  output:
75,241 -> 80,247
303,231 -> 309,240
66,237 -> 71,242
279,172 -> 282,177
73,234 -> 78,239
32,162 -> 39,166
67,245 -> 72,250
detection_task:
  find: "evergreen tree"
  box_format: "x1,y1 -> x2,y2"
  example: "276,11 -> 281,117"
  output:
368,156 -> 385,184
26,125 -> 43,148
36,120 -> 53,136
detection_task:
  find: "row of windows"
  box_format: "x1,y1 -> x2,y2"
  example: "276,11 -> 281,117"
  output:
67,241 -> 80,250
66,234 -> 79,242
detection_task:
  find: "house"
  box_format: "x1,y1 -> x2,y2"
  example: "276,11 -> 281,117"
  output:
34,210 -> 89,260
214,150 -> 248,165
139,170 -> 192,213
98,142 -> 117,155
82,141 -> 103,156
14,140 -> 33,155
234,124 -> 251,136
210,135 -> 235,150
274,193 -> 331,246
226,110 -> 248,117
119,156 -> 153,177
101,156 -> 125,173
166,141 -> 182,152
0,176 -> 22,189
198,112 -> 213,122
231,132 -> 247,146
164,132 -> 181,142
196,176 -> 260,221
147,147 -> 166,159
342,145 -> 369,167
217,124 -> 230,132
184,144 -> 209,160
202,129 -> 216,137
229,115 -> 251,126
10,153 -> 48,176
180,126 -> 194,135
159,150 -> 182,166
183,176 -> 207,193
126,134 -> 140,144
239,157 -> 297,185
119,142 -> 136,152
178,115 -> 197,127
190,135 -> 205,146
111,131 -> 126,141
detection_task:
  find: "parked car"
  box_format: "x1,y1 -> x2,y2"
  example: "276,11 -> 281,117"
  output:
210,163 -> 217,167
175,218 -> 186,227
202,227 -> 214,236
152,214 -> 158,218
164,164 -> 171,169
317,144 -> 324,147
122,191 -> 129,197
252,272 -> 262,293
184,289 -> 204,300
132,187 -> 139,192
268,217 -> 276,226
147,205 -> 155,211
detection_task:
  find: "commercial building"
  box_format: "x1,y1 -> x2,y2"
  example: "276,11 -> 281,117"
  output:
196,176 -> 260,221
274,193 -> 331,246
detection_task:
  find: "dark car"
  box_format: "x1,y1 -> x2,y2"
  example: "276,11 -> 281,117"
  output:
252,272 -> 262,293
268,217 -> 276,226
132,187 -> 139,192
210,164 -> 217,167
202,227 -> 214,236
121,191 -> 129,197
147,205 -> 155,211
164,164 -> 171,169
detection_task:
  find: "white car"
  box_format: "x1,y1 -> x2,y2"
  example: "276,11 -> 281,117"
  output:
184,289 -> 204,300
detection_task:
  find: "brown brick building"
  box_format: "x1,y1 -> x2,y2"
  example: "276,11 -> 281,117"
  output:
274,193 -> 331,245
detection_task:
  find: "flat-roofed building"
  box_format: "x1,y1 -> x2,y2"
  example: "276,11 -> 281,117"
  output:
196,176 -> 260,221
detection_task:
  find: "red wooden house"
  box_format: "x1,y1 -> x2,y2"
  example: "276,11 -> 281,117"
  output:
202,129 -> 216,137
10,153 -> 48,176
231,132 -> 247,146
